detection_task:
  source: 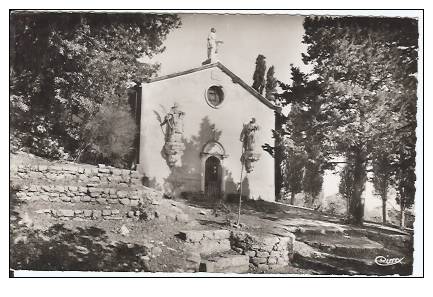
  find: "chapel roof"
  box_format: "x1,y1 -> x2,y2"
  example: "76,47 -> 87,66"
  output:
144,62 -> 276,110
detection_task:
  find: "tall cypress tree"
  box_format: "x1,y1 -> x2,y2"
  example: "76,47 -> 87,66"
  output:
252,54 -> 266,95
265,65 -> 278,101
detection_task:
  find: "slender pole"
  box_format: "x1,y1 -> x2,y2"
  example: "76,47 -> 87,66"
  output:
237,147 -> 245,226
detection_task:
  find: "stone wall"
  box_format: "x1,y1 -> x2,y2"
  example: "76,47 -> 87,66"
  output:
11,163 -> 143,187
36,208 -> 125,221
230,231 -> 295,270
178,229 -> 296,272
10,162 -> 163,213
10,160 -> 198,224
13,183 -> 155,207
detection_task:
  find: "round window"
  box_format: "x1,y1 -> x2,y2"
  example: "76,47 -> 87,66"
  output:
206,86 -> 224,108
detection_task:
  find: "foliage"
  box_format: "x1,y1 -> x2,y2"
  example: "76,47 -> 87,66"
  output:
131,199 -> 157,221
81,102 -> 137,168
10,12 -> 181,163
252,54 -> 267,94
371,151 -> 393,223
28,115 -> 68,159
276,66 -> 325,205
394,137 -> 416,227
265,65 -> 278,101
302,16 -> 418,224
339,162 -> 355,219
281,137 -> 306,204
303,149 -> 324,207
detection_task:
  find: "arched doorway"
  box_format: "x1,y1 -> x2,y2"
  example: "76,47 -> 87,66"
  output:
204,156 -> 222,200
200,141 -> 227,200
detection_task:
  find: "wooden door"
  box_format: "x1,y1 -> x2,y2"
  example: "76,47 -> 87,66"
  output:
205,156 -> 221,200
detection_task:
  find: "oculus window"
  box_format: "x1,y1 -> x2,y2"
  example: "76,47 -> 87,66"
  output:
206,86 -> 224,108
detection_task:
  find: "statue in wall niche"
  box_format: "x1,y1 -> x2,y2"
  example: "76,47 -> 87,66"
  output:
240,118 -> 259,151
160,103 -> 185,168
240,118 -> 261,173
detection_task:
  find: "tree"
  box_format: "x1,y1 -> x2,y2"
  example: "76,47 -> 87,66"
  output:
265,65 -> 278,101
277,67 -> 307,205
302,16 -> 418,225
394,136 -> 416,229
273,110 -> 284,201
302,147 -> 324,208
339,162 -> 355,220
252,54 -> 266,94
10,12 -> 181,163
263,65 -> 325,205
283,139 -> 305,205
280,66 -> 325,206
371,152 -> 393,224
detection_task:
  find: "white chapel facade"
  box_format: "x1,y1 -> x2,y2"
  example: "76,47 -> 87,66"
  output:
136,61 -> 277,201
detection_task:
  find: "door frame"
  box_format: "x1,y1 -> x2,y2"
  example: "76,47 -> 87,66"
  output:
200,141 -> 227,198
204,156 -> 222,199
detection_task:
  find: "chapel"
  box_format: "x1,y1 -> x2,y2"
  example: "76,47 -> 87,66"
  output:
132,29 -> 278,201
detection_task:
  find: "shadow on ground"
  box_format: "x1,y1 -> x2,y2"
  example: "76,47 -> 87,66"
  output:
11,222 -> 151,271
10,187 -> 150,272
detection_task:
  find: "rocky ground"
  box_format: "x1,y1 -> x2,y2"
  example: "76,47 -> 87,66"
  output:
10,153 -> 413,275
10,192 -> 413,275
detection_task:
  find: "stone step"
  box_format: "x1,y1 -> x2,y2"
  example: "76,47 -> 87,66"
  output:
299,237 -> 385,258
179,229 -> 231,242
179,229 -> 232,256
180,191 -> 205,200
286,225 -> 346,236
33,206 -> 194,223
199,253 -> 250,273
33,206 -> 187,223
178,229 -> 296,272
186,239 -> 232,256
292,253 -> 355,275
35,208 -> 125,221
292,248 -> 412,276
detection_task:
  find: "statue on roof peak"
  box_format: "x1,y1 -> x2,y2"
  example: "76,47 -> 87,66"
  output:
204,27 -> 224,64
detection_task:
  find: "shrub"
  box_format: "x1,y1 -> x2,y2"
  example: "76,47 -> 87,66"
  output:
131,200 -> 156,221
28,115 -> 68,159
81,102 -> 137,168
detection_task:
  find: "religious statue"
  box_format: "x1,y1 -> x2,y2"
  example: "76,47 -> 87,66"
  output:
206,28 -> 224,63
239,118 -> 261,173
160,103 -> 185,168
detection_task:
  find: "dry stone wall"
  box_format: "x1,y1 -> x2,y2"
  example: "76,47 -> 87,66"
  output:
36,208 -> 125,221
230,231 -> 295,270
178,229 -> 296,272
10,163 -> 161,204
10,162 -> 165,221
11,163 -> 143,187
13,184 -> 154,206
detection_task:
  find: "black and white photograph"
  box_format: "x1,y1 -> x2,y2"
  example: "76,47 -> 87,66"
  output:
8,9 -> 424,278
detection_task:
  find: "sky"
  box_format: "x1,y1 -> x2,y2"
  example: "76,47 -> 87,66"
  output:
147,13 -> 310,85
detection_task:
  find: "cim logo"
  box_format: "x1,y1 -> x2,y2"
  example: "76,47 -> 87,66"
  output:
374,255 -> 405,266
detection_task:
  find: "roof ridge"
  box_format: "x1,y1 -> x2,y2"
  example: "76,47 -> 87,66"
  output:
145,62 -> 276,110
